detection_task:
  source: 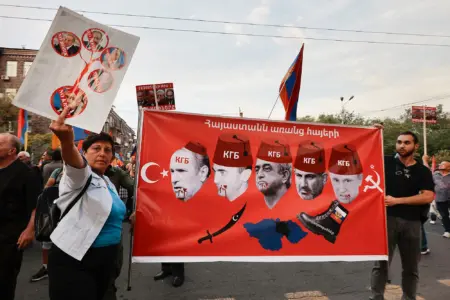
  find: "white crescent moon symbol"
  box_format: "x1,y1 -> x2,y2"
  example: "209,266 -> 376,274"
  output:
141,162 -> 160,184
232,215 -> 238,221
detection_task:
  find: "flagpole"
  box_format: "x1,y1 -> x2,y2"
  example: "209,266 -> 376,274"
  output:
127,106 -> 143,291
267,79 -> 287,119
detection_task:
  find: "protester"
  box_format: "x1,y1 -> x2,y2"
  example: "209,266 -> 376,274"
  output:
370,130 -> 434,300
39,150 -> 52,168
423,156 -> 450,238
103,164 -> 134,300
42,149 -> 63,187
30,167 -> 64,283
0,133 -> 41,300
47,107 -> 126,300
18,151 -> 31,164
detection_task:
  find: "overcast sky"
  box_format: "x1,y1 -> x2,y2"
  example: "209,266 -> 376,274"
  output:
1,0 -> 450,131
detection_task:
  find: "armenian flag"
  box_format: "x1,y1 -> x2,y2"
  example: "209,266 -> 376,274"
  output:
17,109 -> 28,150
279,44 -> 304,121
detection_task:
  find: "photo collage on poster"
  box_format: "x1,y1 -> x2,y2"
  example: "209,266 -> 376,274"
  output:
136,83 -> 176,111
50,28 -> 126,118
163,133 -> 366,248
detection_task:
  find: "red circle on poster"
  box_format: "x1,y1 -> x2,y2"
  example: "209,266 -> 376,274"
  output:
87,69 -> 114,93
51,31 -> 82,58
50,86 -> 88,118
100,47 -> 126,71
81,28 -> 109,52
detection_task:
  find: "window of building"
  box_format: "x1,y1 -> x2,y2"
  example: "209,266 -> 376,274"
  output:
23,62 -> 32,77
6,61 -> 18,77
5,88 -> 17,99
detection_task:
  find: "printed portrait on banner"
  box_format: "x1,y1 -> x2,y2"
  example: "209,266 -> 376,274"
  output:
133,110 -> 387,263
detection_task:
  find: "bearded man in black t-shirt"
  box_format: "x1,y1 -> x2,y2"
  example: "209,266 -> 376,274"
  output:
370,130 -> 434,300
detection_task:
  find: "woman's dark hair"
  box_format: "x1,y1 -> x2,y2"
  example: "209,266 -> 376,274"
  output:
82,132 -> 115,155
52,149 -> 62,161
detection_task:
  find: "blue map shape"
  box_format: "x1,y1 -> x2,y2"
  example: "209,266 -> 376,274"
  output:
243,219 -> 307,251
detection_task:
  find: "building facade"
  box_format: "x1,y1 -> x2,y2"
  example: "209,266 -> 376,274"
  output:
0,47 -> 135,158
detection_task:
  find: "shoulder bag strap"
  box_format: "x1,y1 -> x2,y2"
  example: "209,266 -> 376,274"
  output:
60,175 -> 93,220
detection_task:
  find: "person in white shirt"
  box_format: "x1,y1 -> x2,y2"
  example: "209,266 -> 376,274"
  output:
48,107 -> 126,300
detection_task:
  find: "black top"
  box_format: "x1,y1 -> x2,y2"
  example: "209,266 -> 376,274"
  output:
0,159 -> 42,243
384,155 -> 434,221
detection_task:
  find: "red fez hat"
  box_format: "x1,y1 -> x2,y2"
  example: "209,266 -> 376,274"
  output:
328,144 -> 363,175
213,133 -> 253,167
294,141 -> 326,173
184,141 -> 207,156
256,139 -> 292,164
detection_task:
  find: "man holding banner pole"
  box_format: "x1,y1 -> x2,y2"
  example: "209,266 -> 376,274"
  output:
370,129 -> 434,300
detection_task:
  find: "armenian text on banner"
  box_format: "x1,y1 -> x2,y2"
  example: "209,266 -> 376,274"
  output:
13,6 -> 140,133
133,110 -> 388,262
411,106 -> 437,124
136,83 -> 176,110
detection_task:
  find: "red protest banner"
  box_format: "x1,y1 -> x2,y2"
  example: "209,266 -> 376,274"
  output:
133,111 -> 388,262
411,106 -> 437,124
136,83 -> 176,110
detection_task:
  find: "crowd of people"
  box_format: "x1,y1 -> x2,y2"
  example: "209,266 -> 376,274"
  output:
0,110 -> 449,300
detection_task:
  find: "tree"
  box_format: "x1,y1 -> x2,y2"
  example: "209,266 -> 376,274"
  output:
0,92 -> 19,131
296,104 -> 450,156
27,133 -> 52,164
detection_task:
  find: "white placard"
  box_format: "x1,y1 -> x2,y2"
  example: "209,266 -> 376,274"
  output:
13,6 -> 140,133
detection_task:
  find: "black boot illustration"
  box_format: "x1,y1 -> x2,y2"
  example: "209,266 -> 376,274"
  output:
297,200 -> 349,244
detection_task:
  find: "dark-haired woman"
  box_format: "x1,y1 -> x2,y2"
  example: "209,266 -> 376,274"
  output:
47,107 -> 126,300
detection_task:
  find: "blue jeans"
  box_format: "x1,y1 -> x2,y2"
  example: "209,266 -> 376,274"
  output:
421,223 -> 428,251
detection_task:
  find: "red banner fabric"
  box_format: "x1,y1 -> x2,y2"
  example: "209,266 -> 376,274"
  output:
133,110 -> 388,262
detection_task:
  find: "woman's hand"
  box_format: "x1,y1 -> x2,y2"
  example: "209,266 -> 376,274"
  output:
49,106 -> 74,145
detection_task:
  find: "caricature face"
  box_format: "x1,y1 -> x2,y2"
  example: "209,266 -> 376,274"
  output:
170,148 -> 208,201
329,173 -> 363,203
213,164 -> 250,201
64,34 -> 75,47
295,169 -> 327,200
92,31 -> 102,46
255,158 -> 290,196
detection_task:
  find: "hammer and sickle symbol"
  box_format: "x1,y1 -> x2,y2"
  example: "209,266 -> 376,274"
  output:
363,165 -> 383,193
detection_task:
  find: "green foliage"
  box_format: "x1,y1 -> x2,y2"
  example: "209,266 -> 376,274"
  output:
28,133 -> 52,164
297,105 -> 450,156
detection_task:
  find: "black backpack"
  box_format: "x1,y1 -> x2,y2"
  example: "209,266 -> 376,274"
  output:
35,175 -> 92,242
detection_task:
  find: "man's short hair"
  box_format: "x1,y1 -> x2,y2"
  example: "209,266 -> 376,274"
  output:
277,163 -> 292,189
18,151 -> 30,158
399,131 -> 419,144
192,152 -> 211,178
3,133 -> 21,155
52,149 -> 62,161
0,133 -> 21,155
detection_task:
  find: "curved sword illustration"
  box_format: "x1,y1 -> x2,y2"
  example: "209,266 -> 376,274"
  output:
198,203 -> 247,244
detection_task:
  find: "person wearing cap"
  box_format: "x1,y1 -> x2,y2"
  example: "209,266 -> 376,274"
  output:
294,141 -> 327,200
328,144 -> 363,204
213,133 -> 253,201
255,139 -> 292,209
169,141 -> 211,201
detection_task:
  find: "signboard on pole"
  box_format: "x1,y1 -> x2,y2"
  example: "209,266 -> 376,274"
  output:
136,83 -> 175,110
411,106 -> 437,124
132,110 -> 388,263
12,6 -> 140,133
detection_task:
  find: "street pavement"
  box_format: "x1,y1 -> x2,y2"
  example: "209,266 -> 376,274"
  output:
15,222 -> 450,300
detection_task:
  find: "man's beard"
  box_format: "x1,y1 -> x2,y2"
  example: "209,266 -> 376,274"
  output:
261,180 -> 284,196
397,148 -> 414,158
